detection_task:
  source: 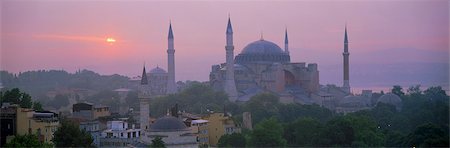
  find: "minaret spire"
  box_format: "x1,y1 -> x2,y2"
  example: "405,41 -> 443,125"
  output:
167,21 -> 177,94
226,16 -> 233,34
344,24 -> 348,45
168,22 -> 174,39
342,25 -> 350,93
141,64 -> 148,85
224,16 -> 238,102
284,28 -> 289,54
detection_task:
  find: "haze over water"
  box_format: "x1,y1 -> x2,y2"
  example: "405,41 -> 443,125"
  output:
1,0 -> 448,92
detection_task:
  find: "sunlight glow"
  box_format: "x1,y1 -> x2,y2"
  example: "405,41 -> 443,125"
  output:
106,37 -> 116,43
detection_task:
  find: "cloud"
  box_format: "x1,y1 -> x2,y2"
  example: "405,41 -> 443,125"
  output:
32,34 -> 106,42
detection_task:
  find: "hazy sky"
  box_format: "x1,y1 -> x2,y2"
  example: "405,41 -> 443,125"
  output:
1,0 -> 449,85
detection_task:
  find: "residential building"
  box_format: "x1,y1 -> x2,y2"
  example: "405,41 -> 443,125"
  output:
202,112 -> 241,146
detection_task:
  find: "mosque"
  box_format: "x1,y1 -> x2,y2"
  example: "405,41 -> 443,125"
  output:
209,17 -> 349,103
136,17 -> 353,104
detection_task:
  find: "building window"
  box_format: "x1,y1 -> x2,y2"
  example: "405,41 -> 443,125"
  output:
121,133 -> 123,137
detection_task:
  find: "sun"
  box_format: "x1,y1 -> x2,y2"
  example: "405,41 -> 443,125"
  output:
106,37 -> 116,43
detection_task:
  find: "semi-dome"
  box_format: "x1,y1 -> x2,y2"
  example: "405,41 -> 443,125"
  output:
149,66 -> 167,74
241,40 -> 285,54
150,116 -> 188,132
235,39 -> 290,64
377,93 -> 402,109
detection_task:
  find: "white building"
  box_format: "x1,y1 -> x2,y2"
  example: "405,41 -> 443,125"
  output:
100,120 -> 141,147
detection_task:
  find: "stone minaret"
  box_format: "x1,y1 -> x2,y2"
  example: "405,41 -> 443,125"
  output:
167,22 -> 177,94
139,66 -> 150,131
224,17 -> 238,101
284,28 -> 289,54
342,25 -> 350,93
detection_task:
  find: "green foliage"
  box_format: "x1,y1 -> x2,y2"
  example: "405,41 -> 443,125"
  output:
218,133 -> 246,147
249,117 -> 286,147
0,69 -> 129,102
150,82 -> 229,116
407,85 -> 422,97
47,94 -> 70,109
150,137 -> 165,148
32,101 -> 44,111
391,85 -> 405,96
424,86 -> 449,101
0,88 -> 32,108
283,118 -> 323,146
320,115 -> 384,147
0,88 -> 43,110
278,103 -> 333,123
5,134 -> 52,147
244,93 -> 281,124
350,85 -> 449,147
52,119 -> 93,147
404,123 -> 449,147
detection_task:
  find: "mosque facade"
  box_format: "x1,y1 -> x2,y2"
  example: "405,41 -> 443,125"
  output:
210,18 -> 323,103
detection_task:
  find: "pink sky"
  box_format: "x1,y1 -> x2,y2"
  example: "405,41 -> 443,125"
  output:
1,0 -> 449,83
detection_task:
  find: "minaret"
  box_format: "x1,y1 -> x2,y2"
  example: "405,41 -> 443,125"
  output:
342,25 -> 350,93
284,28 -> 289,54
167,22 -> 177,94
224,17 -> 238,101
139,65 -> 150,131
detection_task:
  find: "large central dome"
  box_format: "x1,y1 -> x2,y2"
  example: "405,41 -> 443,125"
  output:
235,39 -> 290,64
241,40 -> 285,54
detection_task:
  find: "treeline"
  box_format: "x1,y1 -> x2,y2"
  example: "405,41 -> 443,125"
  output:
0,70 -> 129,97
218,85 -> 449,147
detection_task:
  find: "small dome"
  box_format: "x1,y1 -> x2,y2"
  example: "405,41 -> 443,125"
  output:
150,116 -> 188,132
149,66 -> 167,74
377,93 -> 402,109
241,40 -> 285,54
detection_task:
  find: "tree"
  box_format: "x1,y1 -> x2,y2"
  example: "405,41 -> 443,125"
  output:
5,134 -> 52,147
150,137 -> 165,148
319,115 -> 384,147
19,93 -> 32,108
249,117 -> 286,147
52,119 -> 93,147
218,133 -> 246,147
50,94 -> 70,108
424,86 -> 448,101
407,85 -> 422,96
0,88 -> 33,108
284,118 -> 323,146
244,93 -> 281,124
404,123 -> 449,147
32,101 -> 43,111
391,85 -> 405,96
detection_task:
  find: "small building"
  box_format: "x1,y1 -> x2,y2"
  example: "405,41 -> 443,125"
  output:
190,119 -> 209,145
1,104 -> 59,145
100,120 -> 141,147
80,120 -> 102,147
72,102 -> 110,120
202,112 -> 241,146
